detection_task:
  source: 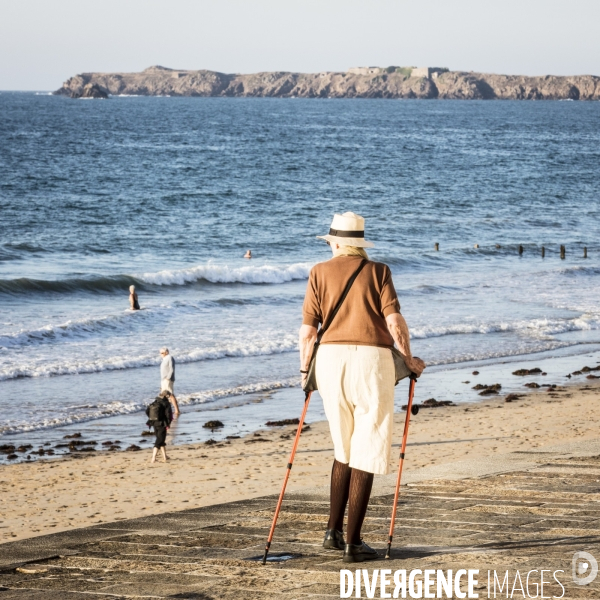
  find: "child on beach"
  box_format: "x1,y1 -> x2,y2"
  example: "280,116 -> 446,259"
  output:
145,390 -> 173,463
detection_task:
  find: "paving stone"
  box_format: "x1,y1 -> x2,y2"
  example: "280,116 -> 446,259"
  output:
0,592 -> 124,600
97,581 -> 216,596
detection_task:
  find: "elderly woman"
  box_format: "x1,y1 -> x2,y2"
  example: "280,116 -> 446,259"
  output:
299,212 -> 425,563
129,285 -> 140,310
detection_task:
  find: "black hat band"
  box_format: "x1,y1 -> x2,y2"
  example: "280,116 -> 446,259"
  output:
329,228 -> 364,238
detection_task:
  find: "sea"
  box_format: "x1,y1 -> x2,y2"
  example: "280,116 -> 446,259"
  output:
1,92 -> 599,462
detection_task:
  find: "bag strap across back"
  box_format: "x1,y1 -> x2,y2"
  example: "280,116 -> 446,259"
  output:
315,259 -> 367,346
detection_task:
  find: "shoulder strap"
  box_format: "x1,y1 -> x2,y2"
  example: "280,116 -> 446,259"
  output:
316,259 -> 367,343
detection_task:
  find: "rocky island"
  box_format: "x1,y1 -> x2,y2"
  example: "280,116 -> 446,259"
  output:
55,65 -> 600,100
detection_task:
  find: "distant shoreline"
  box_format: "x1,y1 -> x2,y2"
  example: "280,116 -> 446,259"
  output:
54,65 -> 600,100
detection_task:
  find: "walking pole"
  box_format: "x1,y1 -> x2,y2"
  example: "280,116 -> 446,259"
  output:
385,374 -> 418,560
261,391 -> 312,564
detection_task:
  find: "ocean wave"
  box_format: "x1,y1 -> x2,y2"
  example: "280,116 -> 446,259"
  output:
2,310 -> 598,379
0,295 -> 300,350
0,377 -> 299,435
403,284 -> 465,296
0,274 -> 138,295
0,312 -> 139,349
410,315 -> 600,340
0,336 -> 298,381
558,265 -> 600,278
137,262 -> 313,286
0,242 -> 48,262
424,339 -> 578,367
0,261 -> 313,295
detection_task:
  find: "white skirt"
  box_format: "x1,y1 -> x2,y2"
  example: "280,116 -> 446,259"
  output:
161,379 -> 175,394
316,344 -> 395,475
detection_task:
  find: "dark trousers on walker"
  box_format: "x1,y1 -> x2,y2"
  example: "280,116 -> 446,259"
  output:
154,425 -> 167,448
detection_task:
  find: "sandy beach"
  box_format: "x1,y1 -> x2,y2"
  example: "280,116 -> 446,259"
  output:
1,380 -> 598,544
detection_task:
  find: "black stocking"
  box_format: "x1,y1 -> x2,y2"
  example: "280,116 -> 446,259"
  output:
327,459 -> 351,531
346,467 -> 374,545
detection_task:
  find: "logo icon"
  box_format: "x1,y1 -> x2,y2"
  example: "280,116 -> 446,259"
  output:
572,551 -> 598,586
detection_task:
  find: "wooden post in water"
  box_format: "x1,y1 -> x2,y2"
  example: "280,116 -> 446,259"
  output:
584,247 -> 588,258
434,243 -> 439,251
518,245 -> 524,256
560,245 -> 566,259
541,246 -> 545,258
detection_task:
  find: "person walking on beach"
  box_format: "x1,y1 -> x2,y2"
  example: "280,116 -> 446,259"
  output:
129,285 -> 140,310
299,212 -> 425,563
160,348 -> 180,415
146,390 -> 173,463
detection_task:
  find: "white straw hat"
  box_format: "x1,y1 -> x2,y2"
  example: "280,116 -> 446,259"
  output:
316,212 -> 374,248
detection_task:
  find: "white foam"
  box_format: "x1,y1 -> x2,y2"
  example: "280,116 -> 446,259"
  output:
0,377 -> 299,435
138,261 -> 313,286
0,302 -> 196,350
0,298 -> 276,350
0,335 -> 298,381
424,339 -> 576,367
0,313 -> 133,349
3,309 -> 599,381
410,314 -> 600,340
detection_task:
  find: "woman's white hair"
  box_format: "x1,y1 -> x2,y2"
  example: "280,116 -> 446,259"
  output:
332,245 -> 369,260
129,285 -> 136,293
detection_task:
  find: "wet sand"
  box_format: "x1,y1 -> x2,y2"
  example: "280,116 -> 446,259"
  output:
1,381 -> 598,543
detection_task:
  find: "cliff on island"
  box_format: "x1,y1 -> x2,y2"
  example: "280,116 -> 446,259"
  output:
55,65 -> 600,100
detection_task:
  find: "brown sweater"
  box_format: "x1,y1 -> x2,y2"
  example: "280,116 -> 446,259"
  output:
302,255 -> 401,348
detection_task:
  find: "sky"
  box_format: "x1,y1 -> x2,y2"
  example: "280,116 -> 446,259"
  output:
1,0 -> 599,90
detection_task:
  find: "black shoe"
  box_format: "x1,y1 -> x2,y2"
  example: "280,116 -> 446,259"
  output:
342,541 -> 379,563
323,529 -> 345,550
